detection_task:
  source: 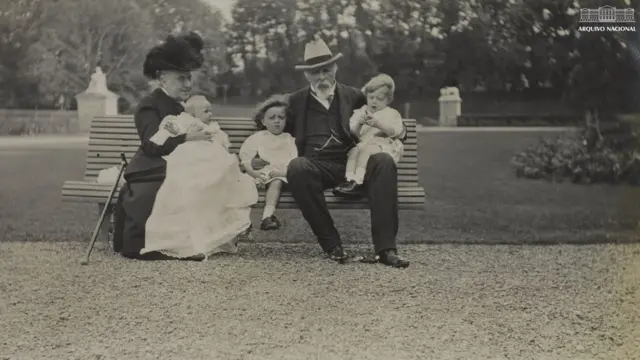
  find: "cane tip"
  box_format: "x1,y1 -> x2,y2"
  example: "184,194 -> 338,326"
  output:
80,260 -> 89,265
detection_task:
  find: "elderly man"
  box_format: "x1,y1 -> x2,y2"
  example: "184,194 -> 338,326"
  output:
254,39 -> 409,268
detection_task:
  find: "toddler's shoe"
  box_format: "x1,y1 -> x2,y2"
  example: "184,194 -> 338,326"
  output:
260,215 -> 281,230
332,180 -> 365,198
332,181 -> 350,195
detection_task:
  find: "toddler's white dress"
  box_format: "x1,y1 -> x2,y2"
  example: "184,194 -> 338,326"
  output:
141,113 -> 258,259
349,105 -> 405,163
238,130 -> 298,184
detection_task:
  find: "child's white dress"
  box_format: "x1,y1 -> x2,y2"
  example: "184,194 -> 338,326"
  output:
238,130 -> 298,184
141,113 -> 258,259
349,105 -> 405,163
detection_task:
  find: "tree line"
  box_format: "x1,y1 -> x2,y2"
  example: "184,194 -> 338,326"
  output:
1,0 -> 639,119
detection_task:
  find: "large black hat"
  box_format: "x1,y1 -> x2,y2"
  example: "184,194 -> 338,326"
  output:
143,31 -> 204,79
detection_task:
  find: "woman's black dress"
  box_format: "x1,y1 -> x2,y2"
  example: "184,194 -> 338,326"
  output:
113,88 -> 187,259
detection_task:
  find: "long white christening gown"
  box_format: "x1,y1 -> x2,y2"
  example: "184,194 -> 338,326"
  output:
141,113 -> 258,259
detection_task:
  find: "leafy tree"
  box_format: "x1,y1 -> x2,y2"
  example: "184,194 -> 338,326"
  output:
225,0 -> 301,96
23,0 -> 226,111
137,0 -> 228,99
295,0 -> 379,87
29,0 -> 156,110
562,0 -> 637,144
0,0 -> 45,108
510,0 -> 577,91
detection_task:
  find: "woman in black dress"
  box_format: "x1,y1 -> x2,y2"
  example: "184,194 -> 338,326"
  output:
113,32 -> 212,260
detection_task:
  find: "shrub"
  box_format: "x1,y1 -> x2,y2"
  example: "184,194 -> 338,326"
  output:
511,123 -> 640,185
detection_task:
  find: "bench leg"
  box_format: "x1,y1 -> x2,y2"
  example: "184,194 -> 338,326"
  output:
96,203 -> 114,251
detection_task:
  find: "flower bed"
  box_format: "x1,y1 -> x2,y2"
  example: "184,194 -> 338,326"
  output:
512,123 -> 640,185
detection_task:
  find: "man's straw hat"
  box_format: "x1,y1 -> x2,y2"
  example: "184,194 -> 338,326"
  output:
294,38 -> 343,71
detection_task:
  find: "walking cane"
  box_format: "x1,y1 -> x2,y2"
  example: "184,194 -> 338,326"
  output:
80,153 -> 128,265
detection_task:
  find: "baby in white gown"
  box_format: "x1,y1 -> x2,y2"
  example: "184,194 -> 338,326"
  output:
141,95 -> 258,259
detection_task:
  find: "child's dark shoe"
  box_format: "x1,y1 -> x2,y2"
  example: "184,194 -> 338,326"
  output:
260,215 -> 281,230
332,181 -> 348,195
333,180 -> 365,198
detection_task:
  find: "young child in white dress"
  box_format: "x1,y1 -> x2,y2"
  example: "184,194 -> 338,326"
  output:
239,94 -> 297,231
333,73 -> 405,197
141,95 -> 258,260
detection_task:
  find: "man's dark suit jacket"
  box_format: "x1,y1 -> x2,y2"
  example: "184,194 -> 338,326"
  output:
123,88 -> 187,182
284,83 -> 408,156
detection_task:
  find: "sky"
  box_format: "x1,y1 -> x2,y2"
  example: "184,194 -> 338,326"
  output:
203,0 -> 235,20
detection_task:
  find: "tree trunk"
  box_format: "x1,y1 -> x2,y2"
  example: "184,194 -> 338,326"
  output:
592,109 -> 603,141
584,108 -> 604,150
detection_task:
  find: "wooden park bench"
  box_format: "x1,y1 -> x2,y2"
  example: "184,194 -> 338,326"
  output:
61,115 -> 426,242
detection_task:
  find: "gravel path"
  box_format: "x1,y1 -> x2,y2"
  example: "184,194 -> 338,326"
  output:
1,242 -> 638,360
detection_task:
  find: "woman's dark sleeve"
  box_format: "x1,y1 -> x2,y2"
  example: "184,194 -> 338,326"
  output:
134,107 -> 187,156
398,123 -> 408,142
354,89 -> 367,109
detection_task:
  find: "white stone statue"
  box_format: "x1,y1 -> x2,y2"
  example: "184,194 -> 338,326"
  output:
438,86 -> 462,126
76,65 -> 119,133
86,66 -> 108,94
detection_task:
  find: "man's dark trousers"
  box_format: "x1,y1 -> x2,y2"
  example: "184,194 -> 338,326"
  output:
286,153 -> 399,254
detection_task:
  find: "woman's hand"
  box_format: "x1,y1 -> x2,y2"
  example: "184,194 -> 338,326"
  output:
164,121 -> 181,135
190,122 -> 205,132
185,128 -> 212,142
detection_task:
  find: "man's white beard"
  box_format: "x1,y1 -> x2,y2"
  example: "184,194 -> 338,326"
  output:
313,81 -> 335,99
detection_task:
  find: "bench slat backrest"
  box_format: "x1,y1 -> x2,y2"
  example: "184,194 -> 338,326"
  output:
84,115 -> 419,186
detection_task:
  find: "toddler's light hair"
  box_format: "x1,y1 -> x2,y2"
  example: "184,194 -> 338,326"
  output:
362,73 -> 395,102
184,95 -> 209,115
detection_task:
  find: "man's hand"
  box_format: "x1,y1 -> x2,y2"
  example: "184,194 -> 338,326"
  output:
251,157 -> 270,171
268,169 -> 287,178
185,128 -> 212,142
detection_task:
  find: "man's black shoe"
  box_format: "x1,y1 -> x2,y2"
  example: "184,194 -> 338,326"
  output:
327,244 -> 349,263
378,249 -> 410,268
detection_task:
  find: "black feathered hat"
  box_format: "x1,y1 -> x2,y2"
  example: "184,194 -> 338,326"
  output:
143,31 -> 205,79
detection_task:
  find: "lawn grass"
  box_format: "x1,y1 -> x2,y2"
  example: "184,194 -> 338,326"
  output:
1,130 -> 639,245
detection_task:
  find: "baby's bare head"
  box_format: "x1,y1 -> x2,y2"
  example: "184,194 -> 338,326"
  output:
185,95 -> 214,123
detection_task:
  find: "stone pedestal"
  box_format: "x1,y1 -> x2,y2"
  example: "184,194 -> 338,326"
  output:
75,67 -> 119,133
438,87 -> 462,127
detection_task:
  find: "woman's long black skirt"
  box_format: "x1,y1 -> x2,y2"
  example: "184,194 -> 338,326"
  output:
113,180 -> 163,259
